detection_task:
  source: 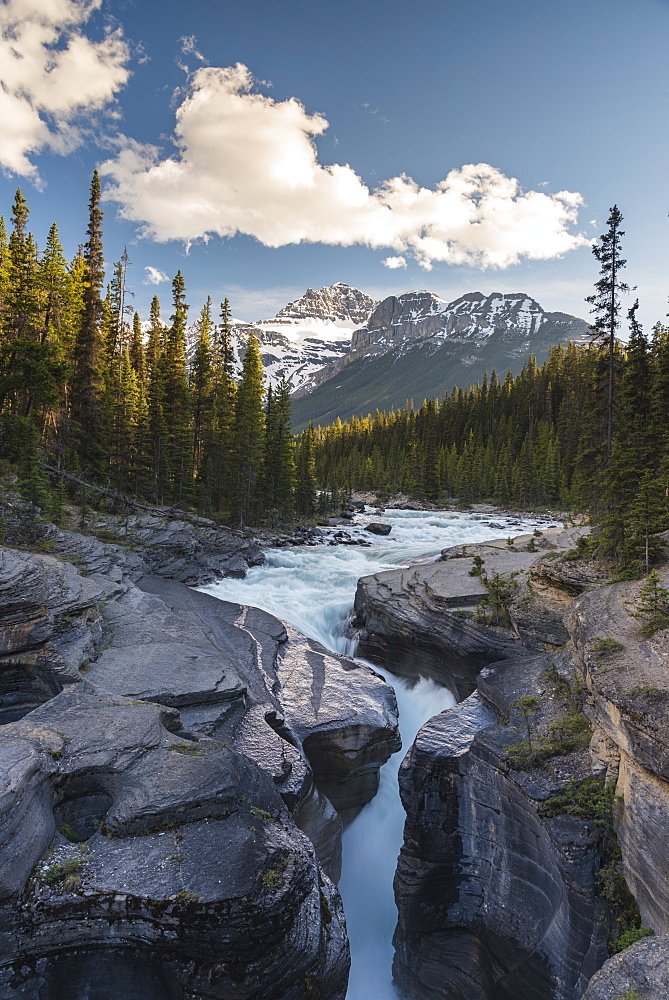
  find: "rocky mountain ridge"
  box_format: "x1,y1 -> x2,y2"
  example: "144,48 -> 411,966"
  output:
177,283 -> 588,413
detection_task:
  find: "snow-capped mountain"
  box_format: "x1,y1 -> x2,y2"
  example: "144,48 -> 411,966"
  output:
290,289 -> 590,430
174,281 -> 588,428
189,283 -> 378,394
349,291 -> 556,357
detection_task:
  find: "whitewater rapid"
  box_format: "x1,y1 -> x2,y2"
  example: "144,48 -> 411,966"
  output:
200,508 -> 557,998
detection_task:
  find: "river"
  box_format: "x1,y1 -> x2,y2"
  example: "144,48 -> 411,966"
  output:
199,508 -> 557,998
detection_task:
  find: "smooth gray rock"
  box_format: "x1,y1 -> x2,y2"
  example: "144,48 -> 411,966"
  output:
0,688 -> 349,1000
365,522 -> 392,536
393,656 -> 608,1000
0,533 -> 401,998
580,935 -> 669,998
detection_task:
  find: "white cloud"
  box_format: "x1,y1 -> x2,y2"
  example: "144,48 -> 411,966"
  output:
101,63 -> 588,270
0,0 -> 130,178
180,35 -> 206,63
382,255 -> 407,269
143,265 -> 169,285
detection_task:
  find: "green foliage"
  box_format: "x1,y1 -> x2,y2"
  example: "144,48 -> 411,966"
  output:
261,853 -> 288,891
468,554 -> 485,576
504,709 -> 591,769
168,743 -> 205,756
476,572 -> 514,626
541,776 -> 615,824
250,805 -> 273,823
41,855 -> 84,891
632,570 -> 669,635
609,926 -> 653,956
544,662 -> 571,699
592,636 -> 625,655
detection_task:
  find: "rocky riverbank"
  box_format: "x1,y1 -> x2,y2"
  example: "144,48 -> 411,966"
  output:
353,525 -> 669,999
0,508 -> 400,999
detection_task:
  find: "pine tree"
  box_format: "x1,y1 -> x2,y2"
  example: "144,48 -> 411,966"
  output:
71,171 -> 106,476
632,569 -> 669,635
234,333 -> 265,526
585,205 -> 628,455
164,271 -> 192,504
264,377 -> 295,521
295,420 -> 317,519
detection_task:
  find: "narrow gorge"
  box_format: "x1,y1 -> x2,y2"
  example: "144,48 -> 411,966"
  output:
0,500 -> 667,999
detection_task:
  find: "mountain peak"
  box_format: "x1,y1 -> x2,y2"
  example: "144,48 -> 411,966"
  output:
273,283 -> 377,325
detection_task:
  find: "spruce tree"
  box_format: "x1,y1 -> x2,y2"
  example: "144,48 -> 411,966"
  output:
71,171 -> 106,476
295,421 -> 317,519
164,271 -> 192,505
585,205 -> 628,456
234,333 -> 265,526
264,377 -> 295,521
190,297 -> 213,477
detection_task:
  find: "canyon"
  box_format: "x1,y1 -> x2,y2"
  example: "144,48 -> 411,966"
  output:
0,499 -> 667,999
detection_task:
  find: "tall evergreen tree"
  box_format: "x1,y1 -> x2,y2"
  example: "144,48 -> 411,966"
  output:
71,170 -> 106,475
585,205 -> 628,455
165,271 -> 192,504
234,333 -> 265,526
264,377 -> 295,520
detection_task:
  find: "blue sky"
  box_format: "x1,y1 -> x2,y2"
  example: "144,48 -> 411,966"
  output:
1,0 -> 667,330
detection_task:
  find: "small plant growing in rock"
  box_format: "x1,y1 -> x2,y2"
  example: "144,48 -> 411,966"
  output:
42,855 -> 84,892
506,696 -> 540,762
544,662 -> 571,699
261,853 -> 288,891
592,636 -> 625,656
506,537 -> 514,548
174,890 -> 200,903
629,685 -> 663,698
632,569 -> 669,635
524,537 -> 537,552
533,528 -> 543,537
168,743 -> 206,756
609,926 -> 653,955
468,555 -> 485,577
476,572 -> 513,626
613,990 -> 643,1000
250,805 -> 273,823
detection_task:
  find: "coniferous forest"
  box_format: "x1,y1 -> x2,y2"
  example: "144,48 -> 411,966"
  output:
0,174 -> 317,528
2,178 -> 668,579
312,207 -> 669,576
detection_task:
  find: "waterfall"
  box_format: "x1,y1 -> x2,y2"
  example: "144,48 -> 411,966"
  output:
200,509 -> 556,996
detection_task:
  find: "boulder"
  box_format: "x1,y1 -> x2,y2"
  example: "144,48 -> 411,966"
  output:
580,935 -> 669,999
365,522 -> 392,536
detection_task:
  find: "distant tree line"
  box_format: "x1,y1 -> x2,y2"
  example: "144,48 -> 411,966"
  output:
0,174 -> 319,527
310,207 -> 669,576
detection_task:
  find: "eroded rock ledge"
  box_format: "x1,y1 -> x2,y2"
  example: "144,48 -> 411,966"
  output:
355,525 -> 669,1000
0,531 -> 400,1000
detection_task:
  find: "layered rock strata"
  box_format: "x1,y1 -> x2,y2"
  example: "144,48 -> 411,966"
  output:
352,525 -> 590,698
0,533 -> 400,999
393,654 -> 608,1000
354,526 -> 669,1000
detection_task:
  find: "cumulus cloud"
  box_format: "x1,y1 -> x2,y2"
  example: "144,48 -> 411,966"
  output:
0,0 -> 130,178
101,63 -> 587,269
144,265 -> 169,285
382,255 -> 407,269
